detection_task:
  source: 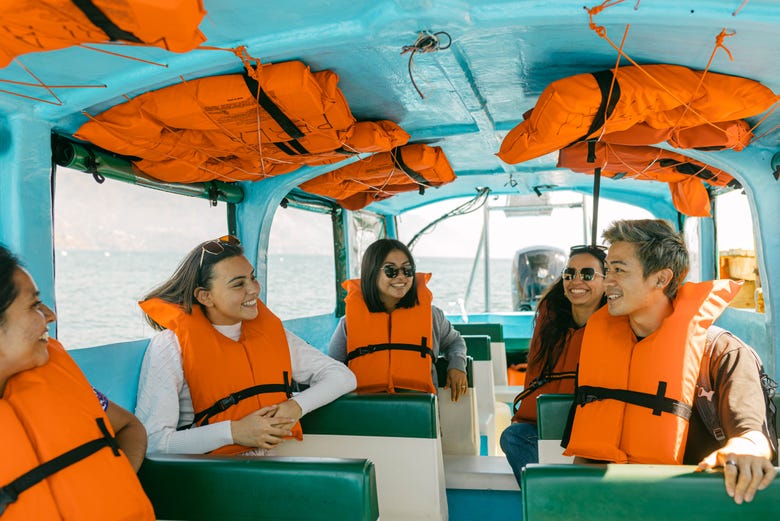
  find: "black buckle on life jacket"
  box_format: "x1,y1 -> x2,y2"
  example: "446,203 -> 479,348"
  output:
0,486 -> 19,515
217,395 -> 237,412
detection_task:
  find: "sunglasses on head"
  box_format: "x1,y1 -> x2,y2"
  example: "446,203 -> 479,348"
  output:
570,244 -> 607,256
562,267 -> 605,282
381,264 -> 415,279
199,235 -> 241,269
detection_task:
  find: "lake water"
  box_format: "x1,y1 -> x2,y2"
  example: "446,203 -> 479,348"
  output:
54,251 -> 513,348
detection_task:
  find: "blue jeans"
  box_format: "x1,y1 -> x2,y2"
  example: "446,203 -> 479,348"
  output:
500,422 -> 539,487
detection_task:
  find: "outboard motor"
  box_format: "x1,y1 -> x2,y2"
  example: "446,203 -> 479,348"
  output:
512,246 -> 567,311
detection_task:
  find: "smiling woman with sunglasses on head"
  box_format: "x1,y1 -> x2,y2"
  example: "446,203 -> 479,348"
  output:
328,239 -> 468,401
134,236 -> 356,456
500,243 -> 607,486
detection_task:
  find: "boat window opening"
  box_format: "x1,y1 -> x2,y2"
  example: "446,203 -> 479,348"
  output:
396,192 -> 652,314
348,210 -> 385,279
266,205 -> 336,320
683,217 -> 703,284
53,167 -> 227,349
714,190 -> 760,312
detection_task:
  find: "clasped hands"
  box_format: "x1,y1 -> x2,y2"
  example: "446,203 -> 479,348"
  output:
230,399 -> 302,449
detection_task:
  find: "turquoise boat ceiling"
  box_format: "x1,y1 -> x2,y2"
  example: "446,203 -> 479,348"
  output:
1,0 -> 778,214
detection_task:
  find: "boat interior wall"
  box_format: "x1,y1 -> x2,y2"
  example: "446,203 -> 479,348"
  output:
283,314 -> 342,353
0,117 -> 57,319
68,338 -> 149,412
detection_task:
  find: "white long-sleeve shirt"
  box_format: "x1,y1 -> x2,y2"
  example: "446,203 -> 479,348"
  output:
135,323 -> 356,455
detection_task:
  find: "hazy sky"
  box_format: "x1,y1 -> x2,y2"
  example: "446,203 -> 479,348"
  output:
55,166 -> 756,258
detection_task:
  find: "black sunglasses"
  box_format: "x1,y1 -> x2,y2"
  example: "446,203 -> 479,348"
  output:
199,235 -> 241,268
562,267 -> 605,282
381,264 -> 415,279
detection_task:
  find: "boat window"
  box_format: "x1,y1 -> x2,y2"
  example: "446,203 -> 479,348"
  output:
348,210 -> 385,279
682,217 -> 703,283
266,206 -> 336,319
53,168 -> 228,348
395,192 -> 652,314
714,190 -> 760,311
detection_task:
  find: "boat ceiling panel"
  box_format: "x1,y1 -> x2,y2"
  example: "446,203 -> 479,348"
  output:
0,0 -> 776,215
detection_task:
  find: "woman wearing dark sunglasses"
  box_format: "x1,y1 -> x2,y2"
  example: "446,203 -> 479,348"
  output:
134,236 -> 356,456
328,239 -> 468,402
500,244 -> 607,486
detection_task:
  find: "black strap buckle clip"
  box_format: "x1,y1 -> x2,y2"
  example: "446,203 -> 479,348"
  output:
0,487 -> 19,515
217,395 -> 237,412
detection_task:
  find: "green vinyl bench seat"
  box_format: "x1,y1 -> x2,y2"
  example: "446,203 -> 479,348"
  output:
300,392 -> 438,438
536,393 -> 574,463
275,392 -> 448,520
453,323 -> 508,387
139,454 -> 378,521
522,463 -> 780,520
462,335 -> 498,455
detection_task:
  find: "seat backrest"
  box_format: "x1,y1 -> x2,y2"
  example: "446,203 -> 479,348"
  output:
436,356 -> 480,456
274,392 -> 448,521
283,313 -> 341,353
68,338 -> 150,411
463,334 -> 498,455
140,454 -> 379,521
536,393 -> 575,463
774,393 -> 780,449
453,322 -> 508,386
522,463 -> 780,520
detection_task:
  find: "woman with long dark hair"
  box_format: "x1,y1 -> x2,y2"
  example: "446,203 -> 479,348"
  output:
328,238 -> 468,401
500,244 -> 607,485
0,245 -> 154,519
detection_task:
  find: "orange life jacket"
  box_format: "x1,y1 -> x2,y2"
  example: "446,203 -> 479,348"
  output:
563,280 -> 741,464
498,64 -> 778,165
300,144 -> 457,210
512,316 -> 583,424
343,273 -> 436,393
139,298 -> 303,455
75,61 -> 409,183
557,142 -> 740,217
0,0 -> 206,68
0,339 -> 154,520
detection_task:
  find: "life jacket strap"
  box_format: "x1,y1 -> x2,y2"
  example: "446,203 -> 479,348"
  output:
346,337 -> 434,363
391,147 -> 432,194
184,371 -> 294,429
0,417 -> 120,515
272,139 -> 311,156
512,371 -> 577,412
70,0 -> 143,43
575,381 -> 693,420
241,73 -> 306,140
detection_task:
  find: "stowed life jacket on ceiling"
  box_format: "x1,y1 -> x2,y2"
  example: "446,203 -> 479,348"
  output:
139,298 -> 302,455
0,0 -> 206,68
343,273 -> 436,393
498,64 -> 779,165
0,339 -> 154,520
557,141 -> 741,217
563,280 -> 742,464
75,60 -> 410,183
299,143 -> 457,210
